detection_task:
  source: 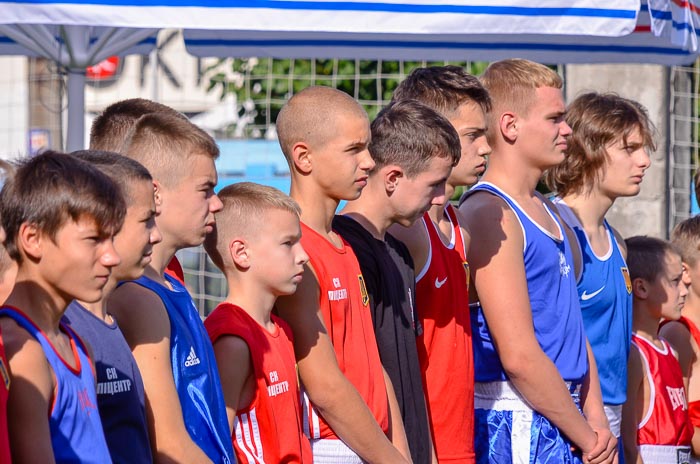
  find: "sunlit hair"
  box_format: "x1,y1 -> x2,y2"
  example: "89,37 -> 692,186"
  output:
672,216 -> 700,266
72,150 -> 152,205
90,98 -> 187,152
122,112 -> 219,187
391,65 -> 491,117
626,235 -> 680,283
0,151 -> 126,263
544,92 -> 656,196
276,86 -> 368,163
370,100 -> 460,177
481,58 -> 562,118
204,182 -> 301,271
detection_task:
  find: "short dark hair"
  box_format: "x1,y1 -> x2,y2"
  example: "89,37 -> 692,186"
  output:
370,100 -> 460,177
672,215 -> 700,266
625,235 -> 680,283
72,150 -> 152,204
0,151 -> 126,262
122,112 -> 219,187
90,98 -> 186,152
544,92 -> 656,196
391,65 -> 491,117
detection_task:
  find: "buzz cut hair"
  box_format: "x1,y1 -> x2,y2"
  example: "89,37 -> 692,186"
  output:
121,112 -> 219,187
89,98 -> 187,152
72,150 -> 153,205
204,182 -> 301,272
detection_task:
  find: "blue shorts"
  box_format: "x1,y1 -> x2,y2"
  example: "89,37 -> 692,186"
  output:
474,380 -> 584,464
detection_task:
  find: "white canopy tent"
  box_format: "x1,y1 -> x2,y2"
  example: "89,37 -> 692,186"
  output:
0,0 -> 697,150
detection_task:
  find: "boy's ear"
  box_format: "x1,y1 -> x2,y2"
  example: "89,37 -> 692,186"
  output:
384,165 -> 404,193
153,180 -> 163,208
291,142 -> 312,175
682,262 -> 692,286
18,223 -> 42,260
500,112 -> 518,143
632,277 -> 649,299
229,238 -> 251,269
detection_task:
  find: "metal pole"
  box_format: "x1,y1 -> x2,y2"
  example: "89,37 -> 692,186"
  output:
65,68 -> 85,152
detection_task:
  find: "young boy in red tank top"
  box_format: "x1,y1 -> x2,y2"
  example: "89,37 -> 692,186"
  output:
203,182 -> 312,463
623,236 -> 692,463
388,66 -> 491,463
274,86 -> 410,463
660,216 -> 700,459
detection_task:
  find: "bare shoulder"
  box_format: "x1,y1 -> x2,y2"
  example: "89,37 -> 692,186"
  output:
108,281 -> 171,348
388,219 -> 428,261
610,226 -> 627,259
0,318 -> 52,389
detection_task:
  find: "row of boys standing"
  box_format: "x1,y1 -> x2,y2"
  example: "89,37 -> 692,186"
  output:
0,57 -> 689,464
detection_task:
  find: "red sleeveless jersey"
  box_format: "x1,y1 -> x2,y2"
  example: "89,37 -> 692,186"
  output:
415,206 -> 475,462
0,327 -> 10,464
300,222 -> 389,440
205,303 -> 312,463
633,334 -> 693,447
672,316 -> 700,427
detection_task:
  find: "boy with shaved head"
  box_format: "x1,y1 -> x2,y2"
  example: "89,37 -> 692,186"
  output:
460,59 -> 614,463
275,86 -> 410,463
388,65 -> 491,463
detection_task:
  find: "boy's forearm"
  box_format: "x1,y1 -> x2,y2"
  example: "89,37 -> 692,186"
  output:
305,372 -> 408,464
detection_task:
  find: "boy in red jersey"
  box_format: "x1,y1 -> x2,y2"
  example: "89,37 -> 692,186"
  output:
623,236 -> 692,463
0,151 -> 124,462
389,65 -> 490,463
204,182 -> 312,463
274,86 -> 410,463
662,216 -> 700,459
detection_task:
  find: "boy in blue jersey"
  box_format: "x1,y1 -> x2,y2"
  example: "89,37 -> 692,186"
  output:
109,113 -> 234,463
0,151 -> 124,462
544,93 -> 654,450
459,59 -> 616,463
64,150 -> 161,464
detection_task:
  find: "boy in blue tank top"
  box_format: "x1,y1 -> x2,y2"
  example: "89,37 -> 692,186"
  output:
459,59 -> 616,464
109,113 -> 234,463
64,150 -> 161,463
0,151 -> 124,463
544,93 -> 654,450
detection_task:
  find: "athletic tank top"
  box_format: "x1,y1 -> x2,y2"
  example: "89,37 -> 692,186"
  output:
414,205 -> 474,462
469,183 -> 588,383
669,316 -> 700,428
205,303 -> 312,464
0,326 -> 11,464
299,221 -> 389,440
63,301 -> 152,464
132,274 -> 234,464
633,334 -> 693,447
555,201 -> 632,405
0,306 -> 112,463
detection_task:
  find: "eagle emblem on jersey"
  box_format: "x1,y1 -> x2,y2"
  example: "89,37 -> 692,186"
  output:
463,261 -> 470,291
358,274 -> 369,306
0,357 -> 8,390
621,267 -> 632,294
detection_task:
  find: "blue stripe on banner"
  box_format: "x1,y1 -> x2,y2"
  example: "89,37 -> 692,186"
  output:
7,0 -> 637,18
186,38 -> 692,57
648,8 -> 700,36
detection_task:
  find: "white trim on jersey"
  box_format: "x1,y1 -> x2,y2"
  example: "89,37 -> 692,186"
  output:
633,338 -> 656,429
234,409 -> 265,463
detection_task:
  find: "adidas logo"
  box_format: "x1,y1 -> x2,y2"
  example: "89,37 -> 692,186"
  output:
184,347 -> 201,367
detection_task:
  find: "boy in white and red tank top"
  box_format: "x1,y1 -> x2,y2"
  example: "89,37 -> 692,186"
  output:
623,236 -> 692,464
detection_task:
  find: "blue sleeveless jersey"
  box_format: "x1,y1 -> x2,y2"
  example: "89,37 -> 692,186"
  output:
63,301 -> 153,464
555,200 -> 632,406
132,274 -> 234,464
0,306 -> 112,463
469,183 -> 588,383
